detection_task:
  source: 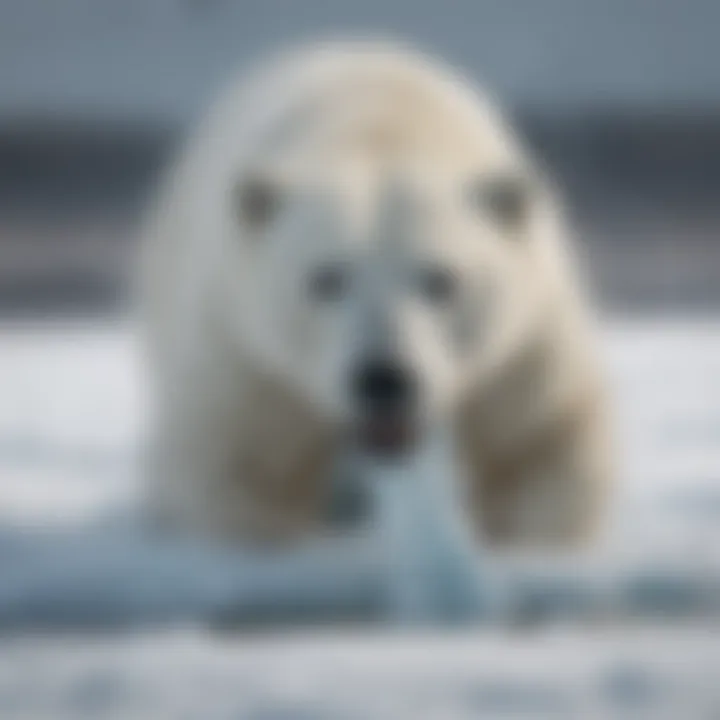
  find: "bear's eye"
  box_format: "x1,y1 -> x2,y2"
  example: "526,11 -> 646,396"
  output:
416,266 -> 457,305
470,174 -> 530,228
234,175 -> 280,230
307,264 -> 349,302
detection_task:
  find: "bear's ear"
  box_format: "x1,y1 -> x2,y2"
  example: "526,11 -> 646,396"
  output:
233,174 -> 281,232
469,173 -> 532,230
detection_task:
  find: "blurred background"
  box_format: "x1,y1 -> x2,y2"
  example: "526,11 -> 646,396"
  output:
2,0 -> 720,314
1,2 -> 720,718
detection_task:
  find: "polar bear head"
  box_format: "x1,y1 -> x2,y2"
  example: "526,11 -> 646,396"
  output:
191,42 -> 573,458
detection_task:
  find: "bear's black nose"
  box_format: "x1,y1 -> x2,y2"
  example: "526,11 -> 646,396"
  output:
352,361 -> 417,412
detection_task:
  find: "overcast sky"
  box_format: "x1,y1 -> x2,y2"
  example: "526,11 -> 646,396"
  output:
0,0 -> 718,124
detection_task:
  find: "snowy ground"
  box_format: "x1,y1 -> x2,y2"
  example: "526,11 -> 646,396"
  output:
1,317 -> 720,717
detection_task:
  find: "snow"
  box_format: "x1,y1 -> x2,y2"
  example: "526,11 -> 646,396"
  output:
1,317 -> 720,717
1,628 -> 719,719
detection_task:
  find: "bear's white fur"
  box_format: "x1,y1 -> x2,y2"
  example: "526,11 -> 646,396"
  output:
138,40 -> 611,571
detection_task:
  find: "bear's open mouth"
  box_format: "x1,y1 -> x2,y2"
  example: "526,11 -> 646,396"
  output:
358,413 -> 420,458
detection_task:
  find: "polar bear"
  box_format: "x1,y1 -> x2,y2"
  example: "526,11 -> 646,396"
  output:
138,40 -> 611,580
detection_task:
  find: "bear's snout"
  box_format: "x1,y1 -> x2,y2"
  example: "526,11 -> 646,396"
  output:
351,360 -> 421,457
352,360 -> 417,411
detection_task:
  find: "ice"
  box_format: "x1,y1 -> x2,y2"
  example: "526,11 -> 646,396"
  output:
1,318 -> 720,716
